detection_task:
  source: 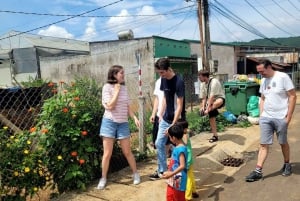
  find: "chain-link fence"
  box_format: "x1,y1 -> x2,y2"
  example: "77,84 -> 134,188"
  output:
0,84 -> 54,133
0,73 -> 199,151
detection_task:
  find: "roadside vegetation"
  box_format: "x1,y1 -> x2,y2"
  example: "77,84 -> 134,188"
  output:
0,77 -> 252,200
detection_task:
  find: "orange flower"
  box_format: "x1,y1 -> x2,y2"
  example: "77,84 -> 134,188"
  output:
30,127 -> 36,133
74,96 -> 80,101
41,128 -> 49,134
63,90 -> 68,94
81,130 -> 88,136
62,107 -> 69,113
79,159 -> 85,165
71,151 -> 78,157
48,82 -> 54,87
51,89 -> 58,94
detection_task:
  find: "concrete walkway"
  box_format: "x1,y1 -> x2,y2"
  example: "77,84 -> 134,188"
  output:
54,92 -> 300,201
54,122 -> 261,201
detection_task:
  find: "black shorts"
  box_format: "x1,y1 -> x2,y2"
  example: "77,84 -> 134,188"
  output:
208,97 -> 225,118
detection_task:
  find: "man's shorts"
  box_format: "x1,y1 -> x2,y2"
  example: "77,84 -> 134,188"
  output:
99,118 -> 130,140
259,116 -> 288,145
208,97 -> 225,118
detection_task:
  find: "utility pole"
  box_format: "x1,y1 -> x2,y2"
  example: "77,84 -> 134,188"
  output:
197,0 -> 212,71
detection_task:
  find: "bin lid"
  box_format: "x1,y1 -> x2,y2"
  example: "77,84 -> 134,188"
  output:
223,81 -> 259,86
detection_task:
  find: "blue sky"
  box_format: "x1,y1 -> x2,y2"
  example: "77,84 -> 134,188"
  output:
1,0 -> 300,43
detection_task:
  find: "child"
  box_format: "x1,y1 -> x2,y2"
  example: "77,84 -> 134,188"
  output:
176,120 -> 199,200
162,124 -> 187,201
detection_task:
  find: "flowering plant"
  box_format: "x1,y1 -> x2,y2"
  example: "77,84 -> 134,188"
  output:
0,77 -> 104,199
36,78 -> 104,193
0,127 -> 50,200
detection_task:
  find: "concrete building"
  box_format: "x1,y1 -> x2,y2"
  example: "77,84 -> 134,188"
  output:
0,30 -> 89,88
1,30 -> 300,99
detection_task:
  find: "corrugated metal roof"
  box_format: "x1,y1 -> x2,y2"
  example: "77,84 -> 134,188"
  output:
247,57 -> 291,70
0,30 -> 90,52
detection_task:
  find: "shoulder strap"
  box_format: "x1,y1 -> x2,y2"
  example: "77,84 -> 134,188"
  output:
206,78 -> 213,99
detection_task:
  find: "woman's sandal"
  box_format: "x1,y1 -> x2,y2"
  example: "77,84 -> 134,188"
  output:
208,136 -> 218,143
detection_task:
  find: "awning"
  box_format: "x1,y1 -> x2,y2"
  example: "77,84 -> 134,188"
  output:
247,57 -> 291,70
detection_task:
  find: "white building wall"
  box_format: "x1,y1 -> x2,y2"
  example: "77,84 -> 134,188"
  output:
190,42 -> 236,80
40,38 -> 156,110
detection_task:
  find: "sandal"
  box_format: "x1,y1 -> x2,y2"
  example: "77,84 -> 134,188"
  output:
209,136 -> 218,143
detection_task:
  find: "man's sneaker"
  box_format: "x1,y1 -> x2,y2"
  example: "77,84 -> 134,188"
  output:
96,178 -> 107,190
245,171 -> 262,182
149,171 -> 163,180
133,172 -> 141,185
281,163 -> 292,176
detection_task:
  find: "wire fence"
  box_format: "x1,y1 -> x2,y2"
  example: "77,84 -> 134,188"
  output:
0,73 -> 200,153
0,85 -> 54,133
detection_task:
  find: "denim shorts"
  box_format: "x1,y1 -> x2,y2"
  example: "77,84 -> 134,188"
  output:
99,118 -> 130,140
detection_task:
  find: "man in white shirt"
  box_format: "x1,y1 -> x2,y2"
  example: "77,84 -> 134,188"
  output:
245,59 -> 297,182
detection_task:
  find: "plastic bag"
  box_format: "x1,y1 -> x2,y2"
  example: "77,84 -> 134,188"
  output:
223,111 -> 237,123
247,96 -> 259,117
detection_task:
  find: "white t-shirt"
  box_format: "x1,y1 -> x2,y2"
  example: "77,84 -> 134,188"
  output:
260,71 -> 294,119
153,77 -> 164,116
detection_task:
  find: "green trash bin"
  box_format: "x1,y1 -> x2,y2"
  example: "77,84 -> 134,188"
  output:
224,81 -> 260,116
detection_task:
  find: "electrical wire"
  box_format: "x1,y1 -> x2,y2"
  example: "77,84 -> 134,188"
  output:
271,0 -> 300,20
244,0 -> 296,36
211,12 -> 243,42
0,5 -> 194,18
287,0 -> 300,13
210,0 -> 282,45
158,4 -> 197,37
74,6 -> 196,41
253,0 -> 300,35
0,0 -> 123,41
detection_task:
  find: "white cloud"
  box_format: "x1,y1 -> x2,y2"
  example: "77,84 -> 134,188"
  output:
38,25 -> 74,39
106,9 -> 134,32
80,18 -> 98,41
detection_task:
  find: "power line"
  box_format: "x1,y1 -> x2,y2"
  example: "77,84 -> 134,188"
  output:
211,12 -> 243,42
287,0 -> 300,13
271,0 -> 300,20
0,5 -> 194,18
244,0 -> 296,36
253,0 -> 300,35
0,0 -> 123,41
210,0 -> 282,45
161,4 -> 197,37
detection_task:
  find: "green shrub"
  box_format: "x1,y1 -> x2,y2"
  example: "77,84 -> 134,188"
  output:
0,127 -> 50,200
35,78 -> 104,193
186,110 -> 250,133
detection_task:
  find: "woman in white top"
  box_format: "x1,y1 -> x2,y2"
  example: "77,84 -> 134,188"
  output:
97,65 -> 140,189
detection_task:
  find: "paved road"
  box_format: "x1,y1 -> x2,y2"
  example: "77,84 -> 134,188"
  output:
203,100 -> 300,201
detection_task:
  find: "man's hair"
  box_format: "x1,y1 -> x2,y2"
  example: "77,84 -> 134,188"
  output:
168,124 -> 184,139
155,58 -> 170,71
198,69 -> 210,78
107,65 -> 124,84
175,119 -> 189,130
257,59 -> 273,69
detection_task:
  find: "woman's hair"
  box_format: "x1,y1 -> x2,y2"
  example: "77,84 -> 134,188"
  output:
107,65 -> 123,84
168,124 -> 184,139
198,69 -> 210,78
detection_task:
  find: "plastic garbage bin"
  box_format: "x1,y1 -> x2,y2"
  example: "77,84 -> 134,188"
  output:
224,81 -> 260,115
